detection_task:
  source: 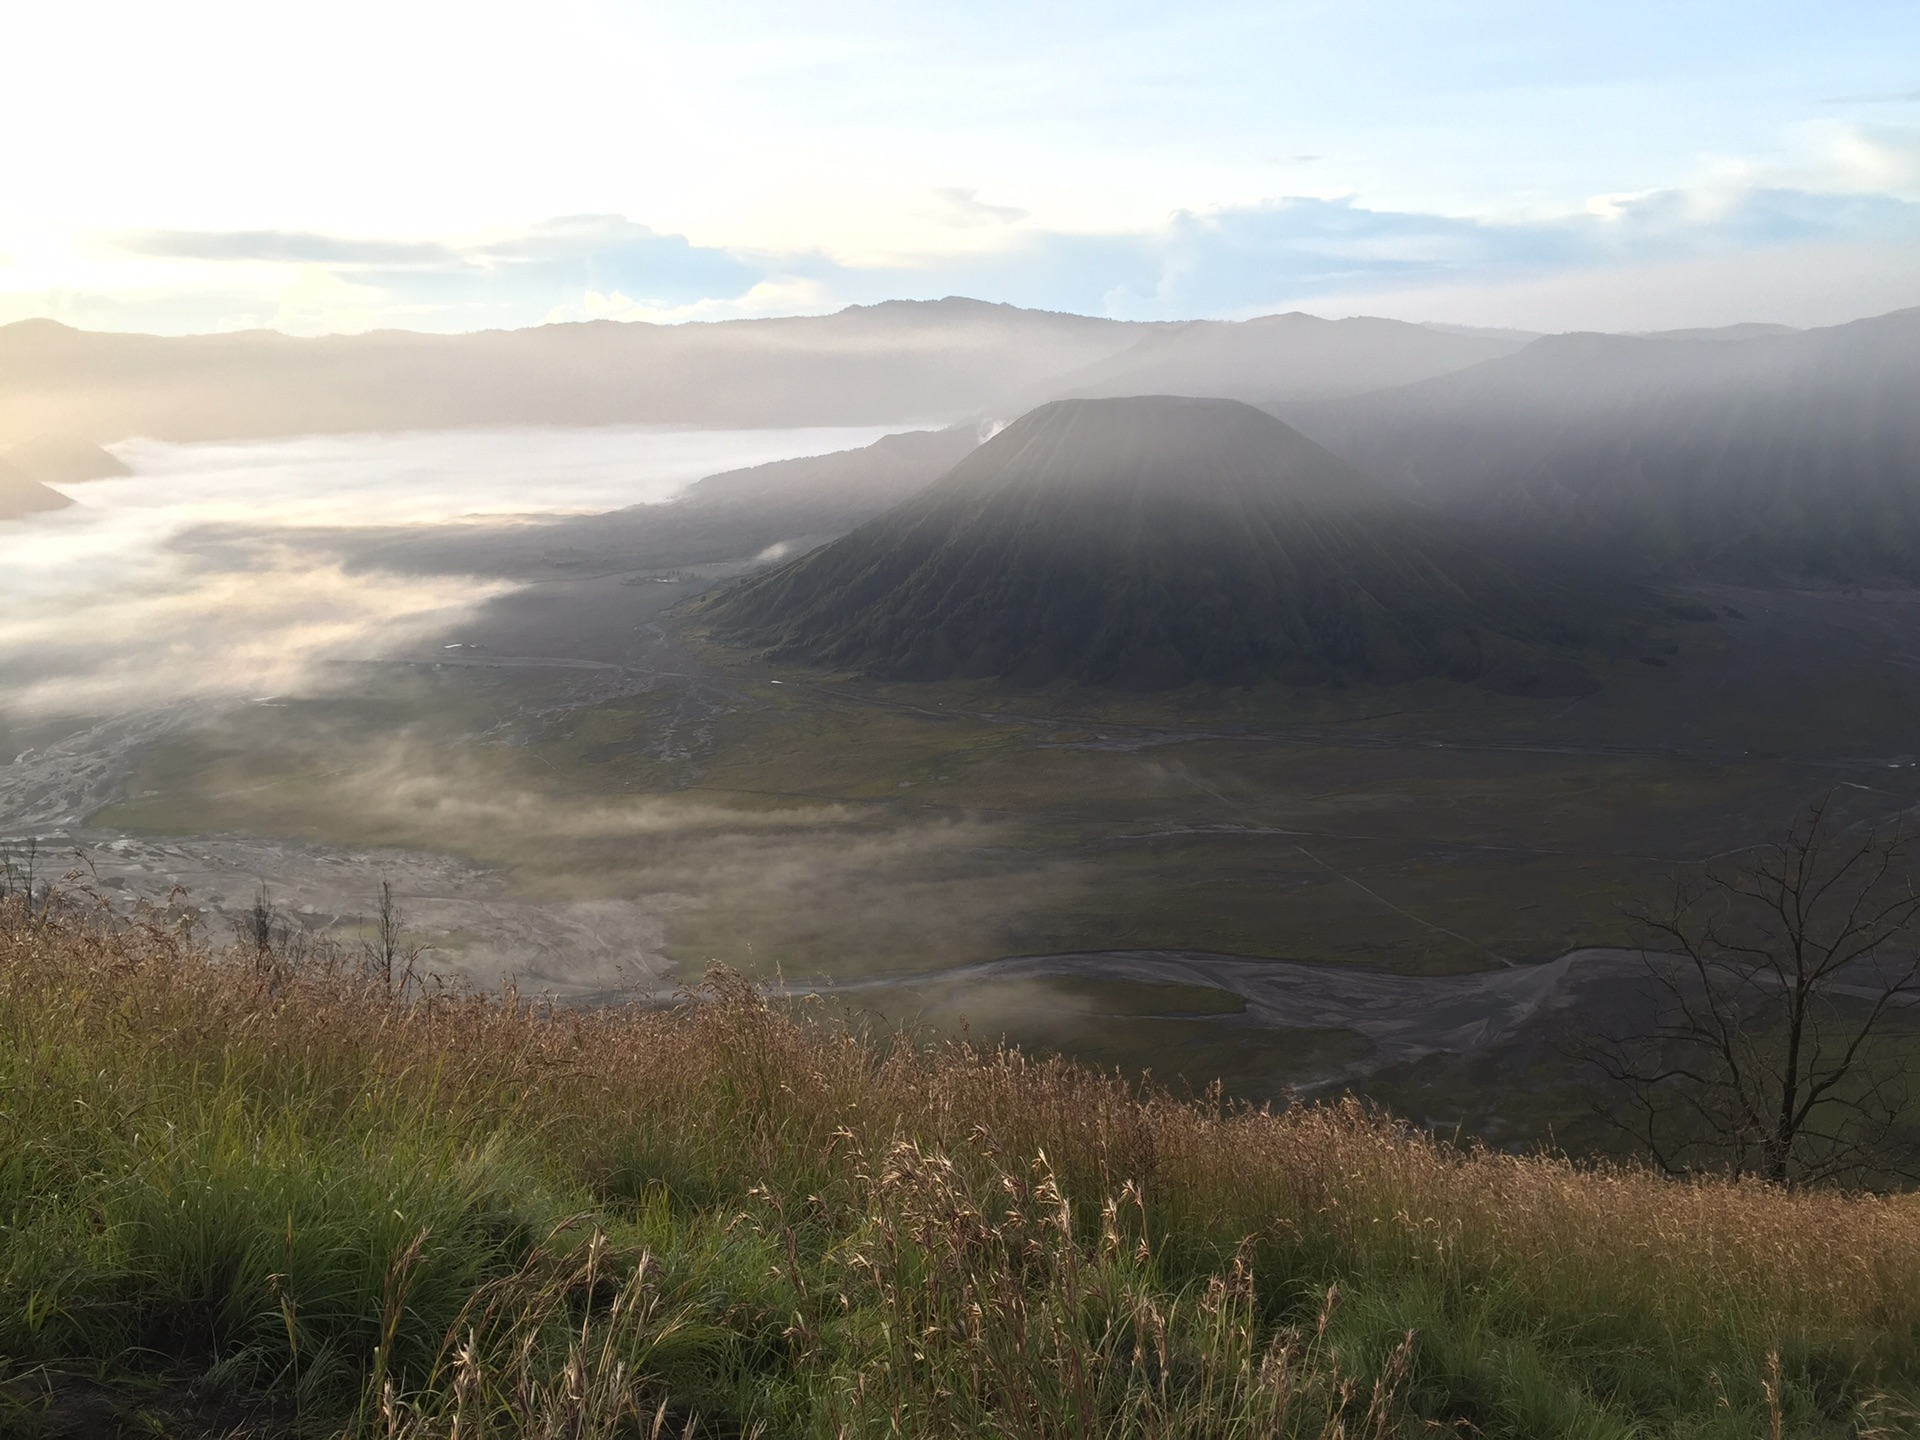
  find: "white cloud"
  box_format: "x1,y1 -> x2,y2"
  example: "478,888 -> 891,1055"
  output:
1303,239 -> 1920,334
1822,123 -> 1920,192
541,276 -> 839,326
927,188 -> 1031,229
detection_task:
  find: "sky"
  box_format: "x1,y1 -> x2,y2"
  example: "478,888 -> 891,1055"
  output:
4,0 -> 1919,335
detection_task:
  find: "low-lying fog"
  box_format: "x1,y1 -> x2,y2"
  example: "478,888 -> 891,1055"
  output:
4,419 -> 977,996
2,424 -> 892,718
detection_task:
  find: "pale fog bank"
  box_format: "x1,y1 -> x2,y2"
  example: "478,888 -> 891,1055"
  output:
0,423 -> 893,717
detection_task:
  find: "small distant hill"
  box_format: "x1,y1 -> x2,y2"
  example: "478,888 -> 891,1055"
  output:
1288,309 -> 1920,583
675,424 -> 985,518
3,433 -> 130,485
0,457 -> 73,520
701,396 -> 1608,692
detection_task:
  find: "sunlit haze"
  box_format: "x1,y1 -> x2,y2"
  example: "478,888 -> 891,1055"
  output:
5,1 -> 1919,334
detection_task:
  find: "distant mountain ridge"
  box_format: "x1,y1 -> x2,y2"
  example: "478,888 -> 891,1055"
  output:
701,396 -> 1610,692
0,301 -> 1130,442
1287,308 -> 1920,583
0,300 -> 1534,446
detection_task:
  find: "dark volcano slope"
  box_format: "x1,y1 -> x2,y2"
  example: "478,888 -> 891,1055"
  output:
701,397 -> 1612,692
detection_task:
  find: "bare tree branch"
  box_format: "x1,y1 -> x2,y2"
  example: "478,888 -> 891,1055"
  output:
1593,793 -> 1920,1187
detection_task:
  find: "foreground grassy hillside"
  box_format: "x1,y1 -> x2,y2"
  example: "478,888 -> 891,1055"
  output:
4,899 -> 1920,1438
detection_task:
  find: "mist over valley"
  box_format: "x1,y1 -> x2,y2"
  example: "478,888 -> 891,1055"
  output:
7,301 -> 1920,1142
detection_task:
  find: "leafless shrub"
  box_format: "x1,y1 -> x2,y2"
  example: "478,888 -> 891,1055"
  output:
1596,793 -> 1920,1186
360,874 -> 426,999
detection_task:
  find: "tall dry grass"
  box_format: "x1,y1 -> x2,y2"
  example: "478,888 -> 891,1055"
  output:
3,893 -> 1919,1437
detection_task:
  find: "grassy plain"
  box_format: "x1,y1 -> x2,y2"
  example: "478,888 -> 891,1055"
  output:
7,901 -> 1920,1438
94,670 -> 1648,1037
83,583 -> 1920,1121
96,646 -> 1823,977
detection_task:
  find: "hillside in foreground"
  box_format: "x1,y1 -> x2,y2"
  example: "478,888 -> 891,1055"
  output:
4,898 -> 1918,1438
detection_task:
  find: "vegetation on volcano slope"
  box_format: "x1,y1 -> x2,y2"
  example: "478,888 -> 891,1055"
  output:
702,397 -> 1627,693
5,898 -> 1920,1438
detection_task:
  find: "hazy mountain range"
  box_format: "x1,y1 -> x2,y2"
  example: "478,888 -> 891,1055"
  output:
0,300 -> 1527,443
1287,308 -> 1920,583
7,297 -> 1920,601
